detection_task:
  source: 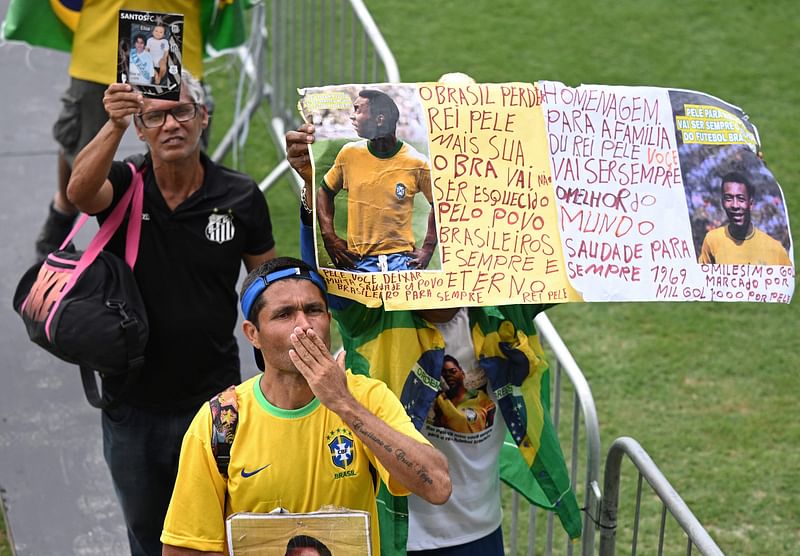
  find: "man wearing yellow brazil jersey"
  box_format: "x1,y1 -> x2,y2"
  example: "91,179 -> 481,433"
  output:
161,257 -> 451,556
698,172 -> 792,265
318,90 -> 438,272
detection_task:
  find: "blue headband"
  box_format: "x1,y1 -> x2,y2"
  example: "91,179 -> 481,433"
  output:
240,267 -> 328,321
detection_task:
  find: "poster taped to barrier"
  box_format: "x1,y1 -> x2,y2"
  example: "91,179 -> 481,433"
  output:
300,82 -> 794,308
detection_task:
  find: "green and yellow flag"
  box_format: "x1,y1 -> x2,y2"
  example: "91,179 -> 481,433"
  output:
2,0 -> 74,52
1,0 -> 248,56
334,301 -> 583,553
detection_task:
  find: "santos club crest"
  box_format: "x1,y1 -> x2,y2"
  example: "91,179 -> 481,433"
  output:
205,212 -> 235,244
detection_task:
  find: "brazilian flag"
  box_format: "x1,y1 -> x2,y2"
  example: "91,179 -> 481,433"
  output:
1,0 -> 75,52
334,301 -> 583,554
1,0 -> 248,56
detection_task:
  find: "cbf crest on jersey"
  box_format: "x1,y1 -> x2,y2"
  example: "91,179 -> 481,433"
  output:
395,183 -> 407,200
327,428 -> 355,470
205,211 -> 235,244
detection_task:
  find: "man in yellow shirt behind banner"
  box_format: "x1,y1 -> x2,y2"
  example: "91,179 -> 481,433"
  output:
35,1 -> 206,259
698,172 -> 792,266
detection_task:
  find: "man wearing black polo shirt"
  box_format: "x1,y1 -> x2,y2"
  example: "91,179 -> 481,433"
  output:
66,71 -> 275,556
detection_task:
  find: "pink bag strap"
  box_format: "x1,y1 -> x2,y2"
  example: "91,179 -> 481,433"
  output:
124,164 -> 144,268
57,162 -> 143,258
59,213 -> 90,250
57,162 -> 143,265
44,162 -> 145,337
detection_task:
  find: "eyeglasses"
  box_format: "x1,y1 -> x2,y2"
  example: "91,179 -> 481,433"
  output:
136,103 -> 199,128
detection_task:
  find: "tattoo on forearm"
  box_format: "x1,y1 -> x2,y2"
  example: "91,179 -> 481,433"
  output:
395,449 -> 412,468
396,450 -> 434,485
415,464 -> 434,485
394,450 -> 433,485
353,420 -> 434,485
352,418 -> 392,452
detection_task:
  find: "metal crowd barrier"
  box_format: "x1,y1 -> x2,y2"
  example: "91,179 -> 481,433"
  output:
209,0 -> 400,195
503,313 -> 602,556
598,437 -> 725,556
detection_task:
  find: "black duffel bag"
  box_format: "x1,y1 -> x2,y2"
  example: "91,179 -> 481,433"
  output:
13,163 -> 148,408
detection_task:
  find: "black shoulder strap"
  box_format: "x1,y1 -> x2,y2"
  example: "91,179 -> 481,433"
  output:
210,385 -> 239,477
79,365 -> 141,409
123,153 -> 148,172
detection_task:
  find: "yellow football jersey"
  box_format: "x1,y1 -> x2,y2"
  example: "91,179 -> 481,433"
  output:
323,140 -> 432,256
699,225 -> 792,265
162,372 -> 429,555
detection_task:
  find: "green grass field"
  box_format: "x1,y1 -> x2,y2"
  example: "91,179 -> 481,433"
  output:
3,1 -> 795,554
209,1 -> 798,554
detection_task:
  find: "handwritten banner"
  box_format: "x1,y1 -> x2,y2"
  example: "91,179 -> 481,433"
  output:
300,82 -> 794,309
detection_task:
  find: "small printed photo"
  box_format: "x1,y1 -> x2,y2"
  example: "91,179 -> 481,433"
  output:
670,90 -> 792,266
429,354 -> 496,434
679,144 -> 791,266
304,84 -> 440,274
118,10 -> 183,100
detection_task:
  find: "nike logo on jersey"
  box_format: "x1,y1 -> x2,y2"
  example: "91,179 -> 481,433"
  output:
240,464 -> 271,478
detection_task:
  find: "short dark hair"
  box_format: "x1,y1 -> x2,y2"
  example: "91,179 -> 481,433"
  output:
359,89 -> 400,134
285,535 -> 332,556
720,172 -> 755,200
133,33 -> 147,45
443,354 -> 461,369
240,257 -> 325,326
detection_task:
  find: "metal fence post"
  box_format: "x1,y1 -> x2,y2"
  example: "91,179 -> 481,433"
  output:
599,437 -> 725,556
